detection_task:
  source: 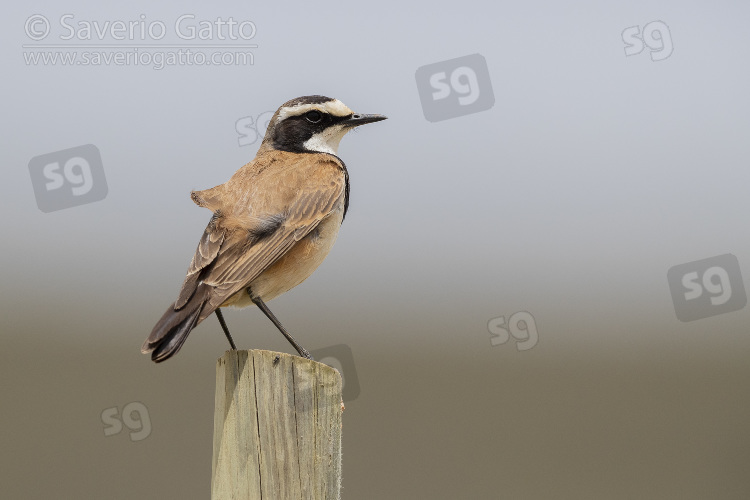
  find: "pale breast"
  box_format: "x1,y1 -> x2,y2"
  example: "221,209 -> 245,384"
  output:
224,205 -> 344,308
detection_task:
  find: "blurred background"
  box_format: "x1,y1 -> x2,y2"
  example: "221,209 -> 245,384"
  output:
3,1 -> 750,498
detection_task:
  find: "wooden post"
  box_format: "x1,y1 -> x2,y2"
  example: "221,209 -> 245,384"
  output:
211,350 -> 343,500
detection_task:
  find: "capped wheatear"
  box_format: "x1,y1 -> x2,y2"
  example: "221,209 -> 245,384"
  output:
142,95 -> 386,363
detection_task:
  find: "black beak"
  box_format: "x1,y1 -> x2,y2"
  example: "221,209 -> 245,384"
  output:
342,113 -> 388,128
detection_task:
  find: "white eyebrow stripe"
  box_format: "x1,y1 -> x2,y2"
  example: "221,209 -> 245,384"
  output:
278,100 -> 353,120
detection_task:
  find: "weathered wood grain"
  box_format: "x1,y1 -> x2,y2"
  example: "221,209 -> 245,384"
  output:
212,350 -> 343,500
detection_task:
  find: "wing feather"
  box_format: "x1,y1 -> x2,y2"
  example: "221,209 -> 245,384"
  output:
173,153 -> 345,319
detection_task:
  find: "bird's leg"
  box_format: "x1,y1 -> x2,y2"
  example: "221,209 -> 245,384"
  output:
249,290 -> 314,360
214,309 -> 237,350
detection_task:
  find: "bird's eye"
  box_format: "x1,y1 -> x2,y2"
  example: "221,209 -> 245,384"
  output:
305,111 -> 323,123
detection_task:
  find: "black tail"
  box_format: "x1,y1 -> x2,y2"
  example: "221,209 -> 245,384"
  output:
142,284 -> 213,363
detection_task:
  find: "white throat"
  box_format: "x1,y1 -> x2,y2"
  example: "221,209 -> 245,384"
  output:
302,125 -> 349,155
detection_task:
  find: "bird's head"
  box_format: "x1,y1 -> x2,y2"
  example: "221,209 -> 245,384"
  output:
260,95 -> 386,156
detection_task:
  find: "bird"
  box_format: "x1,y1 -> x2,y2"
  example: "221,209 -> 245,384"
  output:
141,95 -> 386,363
